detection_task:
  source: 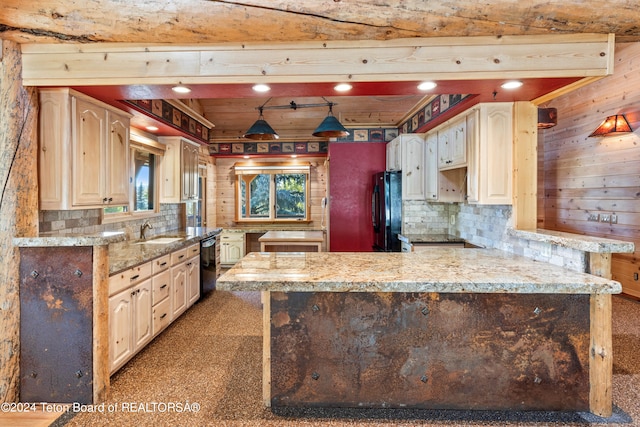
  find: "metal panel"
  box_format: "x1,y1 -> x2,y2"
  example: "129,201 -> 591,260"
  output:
270,292 -> 590,410
20,246 -> 94,403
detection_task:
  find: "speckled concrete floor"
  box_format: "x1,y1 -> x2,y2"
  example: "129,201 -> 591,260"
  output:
55,291 -> 640,427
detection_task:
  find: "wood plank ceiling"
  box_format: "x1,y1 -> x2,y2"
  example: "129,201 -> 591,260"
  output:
2,1 -> 638,142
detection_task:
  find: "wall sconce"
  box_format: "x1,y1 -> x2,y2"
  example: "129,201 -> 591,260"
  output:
589,114 -> 633,137
243,106 -> 279,140
243,97 -> 349,139
537,108 -> 558,129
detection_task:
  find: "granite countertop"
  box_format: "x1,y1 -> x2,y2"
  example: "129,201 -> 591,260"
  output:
508,228 -> 635,253
217,249 -> 621,294
108,227 -> 222,275
13,231 -> 127,247
398,233 -> 465,244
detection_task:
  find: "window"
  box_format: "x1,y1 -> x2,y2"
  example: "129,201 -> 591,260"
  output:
235,162 -> 310,222
132,149 -> 156,213
102,131 -> 163,222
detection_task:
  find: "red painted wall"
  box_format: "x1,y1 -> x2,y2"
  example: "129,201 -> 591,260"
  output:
328,143 -> 387,252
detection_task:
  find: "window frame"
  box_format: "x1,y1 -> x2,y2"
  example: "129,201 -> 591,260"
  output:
101,131 -> 164,224
234,162 -> 311,224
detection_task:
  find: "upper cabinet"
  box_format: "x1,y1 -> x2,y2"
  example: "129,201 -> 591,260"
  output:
386,134 -> 426,200
385,136 -> 402,171
39,88 -> 131,210
466,103 -> 514,205
437,118 -> 467,170
400,134 -> 426,200
158,136 -> 200,203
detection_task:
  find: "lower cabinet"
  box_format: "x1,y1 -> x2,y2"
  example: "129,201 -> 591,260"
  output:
109,278 -> 152,373
108,242 -> 202,374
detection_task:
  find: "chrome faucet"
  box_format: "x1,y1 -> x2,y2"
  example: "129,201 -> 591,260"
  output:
140,220 -> 153,240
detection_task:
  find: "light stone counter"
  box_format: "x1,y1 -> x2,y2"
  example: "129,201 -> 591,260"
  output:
13,231 -> 127,247
217,248 -> 621,294
507,228 -> 635,253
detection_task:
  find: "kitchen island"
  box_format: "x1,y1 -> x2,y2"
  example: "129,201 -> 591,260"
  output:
217,249 -> 622,417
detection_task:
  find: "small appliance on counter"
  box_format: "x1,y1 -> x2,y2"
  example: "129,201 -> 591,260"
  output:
371,171 -> 402,252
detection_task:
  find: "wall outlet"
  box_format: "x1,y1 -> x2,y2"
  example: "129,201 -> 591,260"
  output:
450,214 -> 456,225
587,213 -> 599,222
611,214 -> 618,224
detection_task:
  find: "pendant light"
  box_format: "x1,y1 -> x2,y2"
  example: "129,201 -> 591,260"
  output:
312,104 -> 350,138
243,107 -> 279,140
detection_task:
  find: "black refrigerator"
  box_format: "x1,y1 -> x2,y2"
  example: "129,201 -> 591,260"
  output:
371,171 -> 402,251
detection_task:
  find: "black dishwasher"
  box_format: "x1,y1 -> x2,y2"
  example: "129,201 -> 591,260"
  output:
200,230 -> 221,299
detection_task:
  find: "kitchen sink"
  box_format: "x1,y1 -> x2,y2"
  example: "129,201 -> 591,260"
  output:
135,237 -> 184,245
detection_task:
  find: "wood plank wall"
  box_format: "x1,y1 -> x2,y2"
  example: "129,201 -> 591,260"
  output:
214,157 -> 327,230
541,42 -> 640,297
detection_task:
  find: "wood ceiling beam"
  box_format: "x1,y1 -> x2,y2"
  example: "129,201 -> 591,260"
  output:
21,34 -> 614,87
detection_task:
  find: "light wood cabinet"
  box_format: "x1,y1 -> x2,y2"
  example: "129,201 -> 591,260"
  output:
39,88 -> 131,210
385,137 -> 402,171
400,134 -> 426,200
172,264 -> 187,318
108,243 -> 202,374
424,132 -> 439,201
220,231 -> 245,266
108,278 -> 152,374
158,136 -> 200,203
437,118 -> 467,170
466,102 -> 514,205
187,254 -> 201,306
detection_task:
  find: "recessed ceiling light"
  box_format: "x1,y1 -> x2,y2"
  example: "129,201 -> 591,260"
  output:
334,83 -> 352,92
291,154 -> 297,158
501,80 -> 523,89
417,81 -> 437,91
172,85 -> 191,94
146,125 -> 159,132
252,84 -> 271,93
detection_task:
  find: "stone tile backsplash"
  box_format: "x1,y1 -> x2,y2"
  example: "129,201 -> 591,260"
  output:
39,204 -> 184,241
406,202 -> 588,274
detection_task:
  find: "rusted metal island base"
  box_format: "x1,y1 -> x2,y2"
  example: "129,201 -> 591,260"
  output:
264,291 -> 611,415
216,250 -> 621,418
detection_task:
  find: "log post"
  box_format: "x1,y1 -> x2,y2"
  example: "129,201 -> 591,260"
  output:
0,39 -> 39,402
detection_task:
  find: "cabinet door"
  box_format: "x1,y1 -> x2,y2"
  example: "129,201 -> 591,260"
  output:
481,104 -> 513,204
449,120 -> 467,167
106,112 -> 130,205
466,108 -> 480,203
73,97 -> 105,206
424,133 -> 439,200
109,290 -> 133,373
172,264 -> 187,318
160,139 -> 180,203
132,280 -> 153,351
181,141 -> 199,201
386,138 -> 401,171
186,255 -> 200,306
437,125 -> 451,169
227,241 -> 244,264
401,135 -> 425,200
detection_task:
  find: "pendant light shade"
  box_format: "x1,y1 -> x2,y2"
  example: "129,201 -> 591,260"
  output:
589,114 -> 633,137
312,105 -> 350,138
244,107 -> 279,140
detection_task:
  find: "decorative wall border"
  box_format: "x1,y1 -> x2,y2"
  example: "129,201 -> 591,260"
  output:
123,99 -> 213,144
400,94 -> 471,134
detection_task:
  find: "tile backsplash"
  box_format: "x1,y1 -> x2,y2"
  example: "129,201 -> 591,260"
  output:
39,204 -> 184,240
405,201 -> 588,274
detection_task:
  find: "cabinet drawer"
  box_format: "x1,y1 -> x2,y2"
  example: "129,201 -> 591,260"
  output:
152,269 -> 171,305
109,261 -> 152,296
171,248 -> 188,265
152,254 -> 171,274
186,243 -> 200,258
152,298 -> 171,336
